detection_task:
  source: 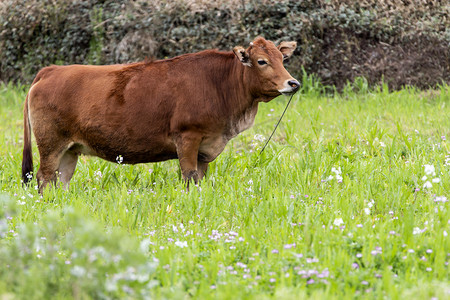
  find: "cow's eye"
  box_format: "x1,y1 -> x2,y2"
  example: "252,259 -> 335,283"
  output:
257,59 -> 268,66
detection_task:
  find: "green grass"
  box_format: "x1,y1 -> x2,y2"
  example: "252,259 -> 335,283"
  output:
0,81 -> 449,299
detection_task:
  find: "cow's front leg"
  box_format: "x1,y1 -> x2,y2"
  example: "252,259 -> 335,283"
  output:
175,132 -> 203,188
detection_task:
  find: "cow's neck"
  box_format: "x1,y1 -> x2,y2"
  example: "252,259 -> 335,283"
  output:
221,57 -> 262,137
211,54 -> 256,115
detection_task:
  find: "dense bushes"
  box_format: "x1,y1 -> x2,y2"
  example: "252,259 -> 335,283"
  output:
0,0 -> 448,90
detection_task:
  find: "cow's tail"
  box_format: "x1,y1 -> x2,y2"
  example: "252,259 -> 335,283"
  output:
22,91 -> 33,185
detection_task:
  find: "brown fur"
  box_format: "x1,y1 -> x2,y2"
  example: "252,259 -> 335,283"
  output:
21,37 -> 299,192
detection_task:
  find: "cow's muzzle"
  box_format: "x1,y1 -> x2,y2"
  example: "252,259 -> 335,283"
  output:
279,79 -> 300,95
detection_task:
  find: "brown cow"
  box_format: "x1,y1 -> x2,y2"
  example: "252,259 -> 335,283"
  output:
22,37 -> 299,192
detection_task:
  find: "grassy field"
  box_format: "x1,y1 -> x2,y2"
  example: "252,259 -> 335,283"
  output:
0,80 -> 449,299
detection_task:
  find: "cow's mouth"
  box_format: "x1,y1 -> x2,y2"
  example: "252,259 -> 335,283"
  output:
278,79 -> 300,95
280,89 -> 298,96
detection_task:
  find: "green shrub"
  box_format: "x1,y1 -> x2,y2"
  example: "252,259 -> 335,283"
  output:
0,194 -> 158,298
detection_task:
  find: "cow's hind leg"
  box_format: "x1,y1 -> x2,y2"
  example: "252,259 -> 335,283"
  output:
36,142 -> 75,193
36,152 -> 62,193
58,150 -> 79,190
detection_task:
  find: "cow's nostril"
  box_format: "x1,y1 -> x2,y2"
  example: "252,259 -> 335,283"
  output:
288,80 -> 300,89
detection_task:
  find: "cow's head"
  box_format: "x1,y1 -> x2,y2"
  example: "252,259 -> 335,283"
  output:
233,37 -> 300,100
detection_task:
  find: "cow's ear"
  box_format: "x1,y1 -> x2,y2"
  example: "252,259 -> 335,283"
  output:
278,41 -> 297,60
233,46 -> 252,67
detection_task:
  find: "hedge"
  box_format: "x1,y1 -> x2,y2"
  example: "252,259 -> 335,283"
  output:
0,0 -> 448,90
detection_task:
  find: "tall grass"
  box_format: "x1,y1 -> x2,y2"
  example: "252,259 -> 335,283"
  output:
0,81 -> 449,299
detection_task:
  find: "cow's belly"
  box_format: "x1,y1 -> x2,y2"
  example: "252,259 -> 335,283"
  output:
71,134 -> 178,164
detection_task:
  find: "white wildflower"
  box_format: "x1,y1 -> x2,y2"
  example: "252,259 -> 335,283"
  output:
413,227 -> 422,235
331,167 -> 341,175
175,241 -> 188,248
423,181 -> 432,189
71,266 -> 87,277
333,218 -> 344,227
424,164 -> 435,176
253,134 -> 265,142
